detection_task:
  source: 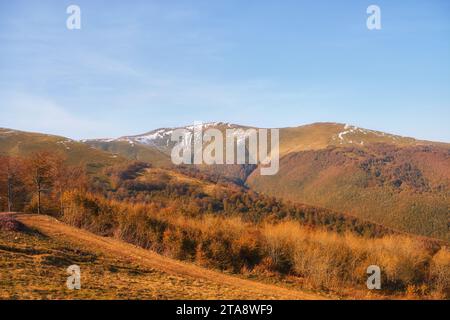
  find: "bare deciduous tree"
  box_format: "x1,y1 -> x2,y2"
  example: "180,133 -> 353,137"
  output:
0,156 -> 26,212
26,152 -> 58,214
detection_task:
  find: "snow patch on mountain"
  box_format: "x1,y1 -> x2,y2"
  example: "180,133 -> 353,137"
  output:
56,140 -> 73,150
114,122 -> 245,148
336,124 -> 405,145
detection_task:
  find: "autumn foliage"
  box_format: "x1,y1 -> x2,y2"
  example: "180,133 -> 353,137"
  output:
1,154 -> 448,298
59,189 -> 448,298
0,152 -> 86,214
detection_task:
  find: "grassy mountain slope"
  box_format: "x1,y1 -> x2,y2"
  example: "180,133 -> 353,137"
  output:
278,122 -> 445,155
82,139 -> 171,167
0,128 -> 125,171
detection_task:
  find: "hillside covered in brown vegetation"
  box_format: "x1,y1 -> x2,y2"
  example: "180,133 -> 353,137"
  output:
80,122 -> 450,241
248,141 -> 450,241
0,150 -> 448,299
0,124 -> 449,299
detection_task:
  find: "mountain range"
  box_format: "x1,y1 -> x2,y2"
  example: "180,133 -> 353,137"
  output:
1,122 -> 449,241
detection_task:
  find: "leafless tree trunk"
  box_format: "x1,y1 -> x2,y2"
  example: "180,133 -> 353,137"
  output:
35,167 -> 42,215
59,185 -> 64,216
7,173 -> 12,212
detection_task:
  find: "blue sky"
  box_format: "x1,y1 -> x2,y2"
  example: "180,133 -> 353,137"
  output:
0,0 -> 449,141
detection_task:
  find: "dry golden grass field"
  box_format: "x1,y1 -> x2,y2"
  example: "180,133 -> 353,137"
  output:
0,214 -> 326,300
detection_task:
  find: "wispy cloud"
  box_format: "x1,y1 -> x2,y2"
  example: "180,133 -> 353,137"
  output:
0,93 -> 114,139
